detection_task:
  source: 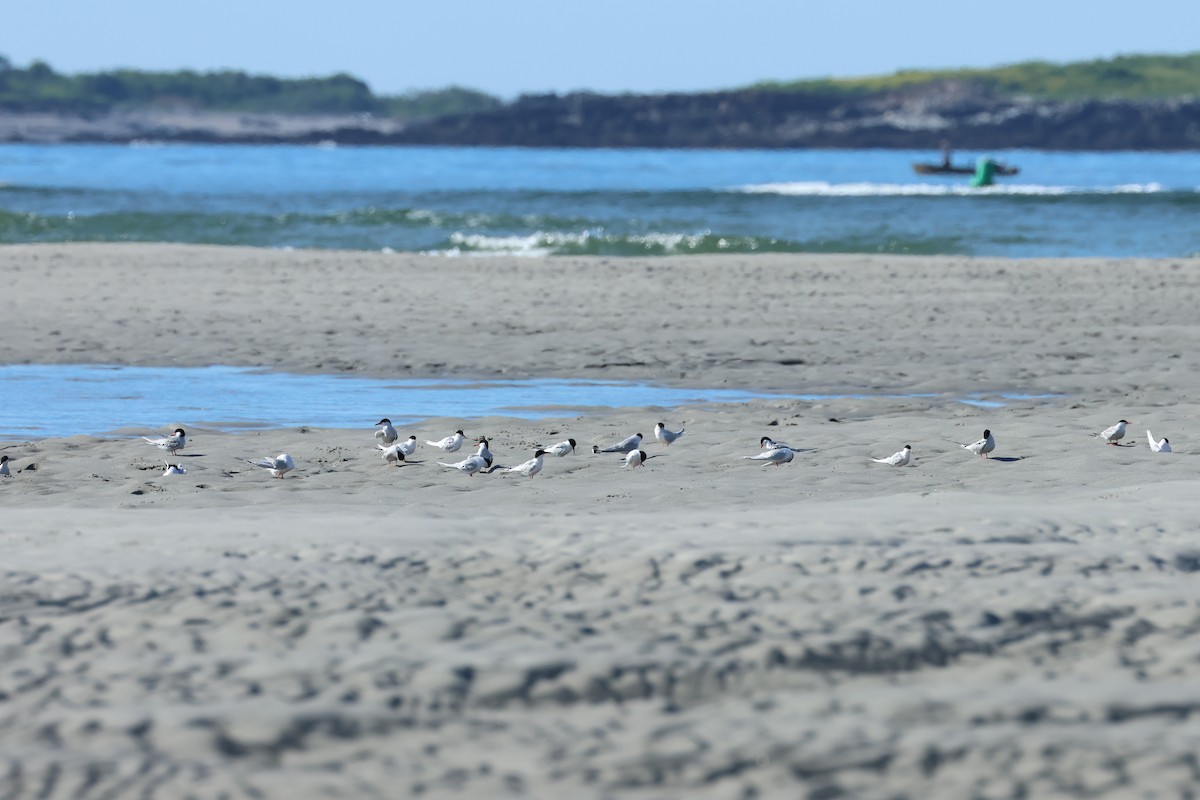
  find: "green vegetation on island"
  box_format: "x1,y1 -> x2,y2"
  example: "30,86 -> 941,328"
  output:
2,52 -> 1199,121
0,55 -> 501,118
751,52 -> 1200,100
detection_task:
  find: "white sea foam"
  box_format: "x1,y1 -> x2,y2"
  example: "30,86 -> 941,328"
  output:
735,181 -> 1168,197
423,232 -> 557,257
423,229 -> 736,257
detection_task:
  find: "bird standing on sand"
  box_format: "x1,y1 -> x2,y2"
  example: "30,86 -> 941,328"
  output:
500,449 -> 546,478
743,447 -> 794,466
375,418 -> 399,445
960,429 -> 996,458
162,463 -> 187,476
760,436 -> 800,452
0,455 -> 11,477
871,445 -> 913,467
1147,430 -> 1172,453
593,433 -> 643,454
624,450 -> 648,469
393,435 -> 419,456
427,430 -> 466,453
438,453 -> 488,477
1095,420 -> 1130,445
144,428 -> 186,456
379,443 -> 407,466
250,453 -> 295,479
474,437 -> 494,468
544,438 -> 576,457
654,422 -> 685,448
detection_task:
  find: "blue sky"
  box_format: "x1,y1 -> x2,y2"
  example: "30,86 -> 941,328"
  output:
6,1 -> 1199,98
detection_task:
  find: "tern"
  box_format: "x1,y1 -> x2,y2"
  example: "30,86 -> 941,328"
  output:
1147,430 -> 1172,453
162,463 -> 187,476
427,430 -> 466,453
249,453 -> 295,479
438,454 -> 488,477
624,450 -> 648,469
374,418 -> 399,445
654,422 -> 685,448
960,429 -> 996,458
871,445 -> 912,467
593,433 -> 643,454
0,455 -> 11,477
760,436 -> 800,452
474,437 -> 494,468
1095,420 -> 1130,445
394,435 -> 419,456
379,443 -> 407,466
143,428 -> 186,456
742,447 -> 794,466
500,449 -> 546,478
544,438 -> 576,457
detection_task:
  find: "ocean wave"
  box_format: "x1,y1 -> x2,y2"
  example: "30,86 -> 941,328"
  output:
420,229 -> 959,258
734,181 -> 1170,197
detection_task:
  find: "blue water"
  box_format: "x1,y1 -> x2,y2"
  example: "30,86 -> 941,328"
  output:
0,365 -> 1056,439
2,144 -> 1199,257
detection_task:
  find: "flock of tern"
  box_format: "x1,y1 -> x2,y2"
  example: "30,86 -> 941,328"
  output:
0,417 -> 1173,483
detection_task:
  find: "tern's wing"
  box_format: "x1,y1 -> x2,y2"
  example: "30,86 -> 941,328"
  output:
1147,430 -> 1160,451
1100,424 -> 1118,440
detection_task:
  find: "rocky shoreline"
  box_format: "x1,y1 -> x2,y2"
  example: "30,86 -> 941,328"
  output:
3,82 -> 1200,149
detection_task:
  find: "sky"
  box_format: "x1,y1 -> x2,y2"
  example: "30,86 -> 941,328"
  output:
6,1 -> 1200,98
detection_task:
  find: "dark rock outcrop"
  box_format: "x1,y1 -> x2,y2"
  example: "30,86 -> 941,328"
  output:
3,83 -> 1200,149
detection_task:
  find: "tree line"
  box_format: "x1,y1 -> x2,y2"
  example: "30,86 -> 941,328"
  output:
0,55 -> 502,118
3,52 -> 1198,120
752,53 -> 1200,101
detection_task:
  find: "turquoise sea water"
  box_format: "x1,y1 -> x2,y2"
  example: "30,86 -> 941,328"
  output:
2,144 -> 1199,257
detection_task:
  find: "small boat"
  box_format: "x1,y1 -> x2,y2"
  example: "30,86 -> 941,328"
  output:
913,162 -> 1020,177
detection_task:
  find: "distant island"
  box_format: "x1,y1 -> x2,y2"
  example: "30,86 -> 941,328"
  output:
3,53 -> 1200,149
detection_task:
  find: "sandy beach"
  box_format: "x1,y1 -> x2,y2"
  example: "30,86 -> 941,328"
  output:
4,244 -> 1200,799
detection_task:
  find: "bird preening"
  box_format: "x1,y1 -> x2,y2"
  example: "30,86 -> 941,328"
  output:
249,453 -> 295,479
